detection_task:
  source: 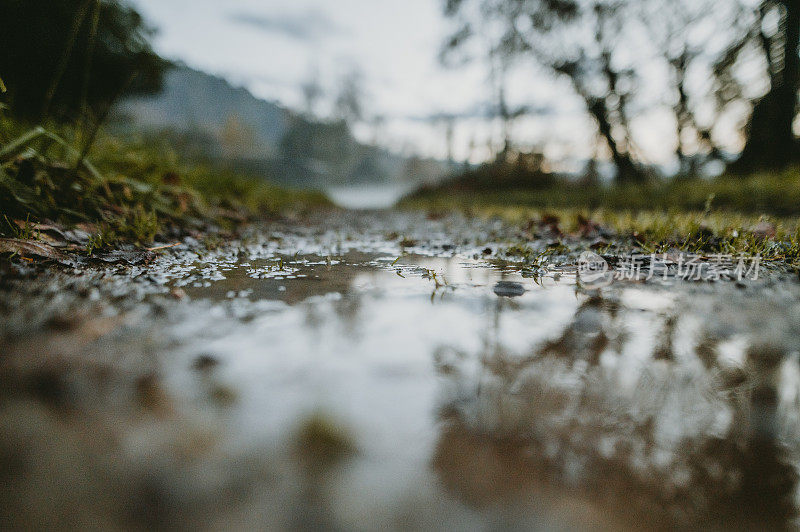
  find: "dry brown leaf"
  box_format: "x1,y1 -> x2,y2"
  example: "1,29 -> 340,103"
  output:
0,238 -> 71,264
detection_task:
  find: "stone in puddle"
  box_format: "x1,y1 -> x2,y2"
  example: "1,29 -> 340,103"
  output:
493,281 -> 526,297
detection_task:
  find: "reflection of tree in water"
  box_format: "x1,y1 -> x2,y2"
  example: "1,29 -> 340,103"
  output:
332,292 -> 363,338
432,290 -> 798,529
301,287 -> 364,341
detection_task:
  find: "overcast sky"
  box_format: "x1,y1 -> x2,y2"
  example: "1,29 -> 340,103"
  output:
128,0 -> 737,168
127,0 -> 602,165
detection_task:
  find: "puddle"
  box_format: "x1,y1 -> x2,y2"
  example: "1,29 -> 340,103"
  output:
167,245 -> 800,527
177,251 -> 542,303
3,233 -> 800,529
325,183 -> 416,209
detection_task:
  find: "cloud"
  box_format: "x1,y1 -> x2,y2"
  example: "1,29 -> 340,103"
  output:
229,10 -> 342,41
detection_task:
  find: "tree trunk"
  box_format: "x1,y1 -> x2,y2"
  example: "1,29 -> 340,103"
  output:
778,0 -> 799,161
732,0 -> 799,173
588,98 -> 643,183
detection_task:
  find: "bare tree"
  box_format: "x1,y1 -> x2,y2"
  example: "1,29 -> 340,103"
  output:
489,46 -> 530,160
441,1 -> 528,161
301,68 -> 323,117
551,2 -> 643,182
638,0 -> 730,176
443,0 -> 646,182
426,113 -> 458,162
334,67 -> 364,126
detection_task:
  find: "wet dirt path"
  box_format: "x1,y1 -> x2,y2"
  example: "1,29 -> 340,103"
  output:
1,212 -> 800,529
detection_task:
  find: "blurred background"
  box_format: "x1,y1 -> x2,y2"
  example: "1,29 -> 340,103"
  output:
0,0 -> 797,207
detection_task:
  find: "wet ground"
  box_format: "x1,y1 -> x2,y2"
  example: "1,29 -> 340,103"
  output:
2,212 -> 800,530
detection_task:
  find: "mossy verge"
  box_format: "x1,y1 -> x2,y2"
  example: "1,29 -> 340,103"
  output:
406,165 -> 800,217
400,200 -> 800,265
0,118 -> 332,256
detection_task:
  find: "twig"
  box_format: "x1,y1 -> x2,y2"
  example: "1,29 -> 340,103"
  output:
147,242 -> 180,252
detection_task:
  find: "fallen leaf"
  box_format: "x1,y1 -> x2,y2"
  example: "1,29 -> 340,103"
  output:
0,238 -> 72,264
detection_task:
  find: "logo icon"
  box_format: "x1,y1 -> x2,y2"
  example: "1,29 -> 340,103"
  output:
577,251 -> 613,288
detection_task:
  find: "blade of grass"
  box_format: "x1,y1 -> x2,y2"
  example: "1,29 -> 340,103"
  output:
0,127 -> 48,161
39,129 -> 104,182
0,126 -> 104,182
76,0 -> 101,141
40,0 -> 94,120
0,169 -> 39,209
74,69 -> 137,174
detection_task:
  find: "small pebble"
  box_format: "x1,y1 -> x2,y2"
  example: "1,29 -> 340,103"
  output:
493,281 -> 525,297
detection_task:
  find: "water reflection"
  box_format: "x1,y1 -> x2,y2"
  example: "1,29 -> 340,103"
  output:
3,244 -> 800,529
432,287 -> 800,529
170,248 -> 800,528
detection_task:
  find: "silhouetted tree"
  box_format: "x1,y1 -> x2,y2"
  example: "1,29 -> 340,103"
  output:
726,0 -> 800,173
369,114 -> 386,145
0,0 -> 166,122
489,47 -> 529,160
440,2 -> 528,162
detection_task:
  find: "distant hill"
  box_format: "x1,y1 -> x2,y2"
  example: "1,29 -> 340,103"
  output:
115,64 -> 286,159
114,63 -> 452,188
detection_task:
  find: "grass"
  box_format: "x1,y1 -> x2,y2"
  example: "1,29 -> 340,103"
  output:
90,134 -> 331,218
0,116 -> 332,251
4,108 -> 798,268
405,165 -> 800,216
401,166 -> 800,265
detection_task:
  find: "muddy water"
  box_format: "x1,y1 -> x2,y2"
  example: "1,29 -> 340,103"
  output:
2,222 -> 800,529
